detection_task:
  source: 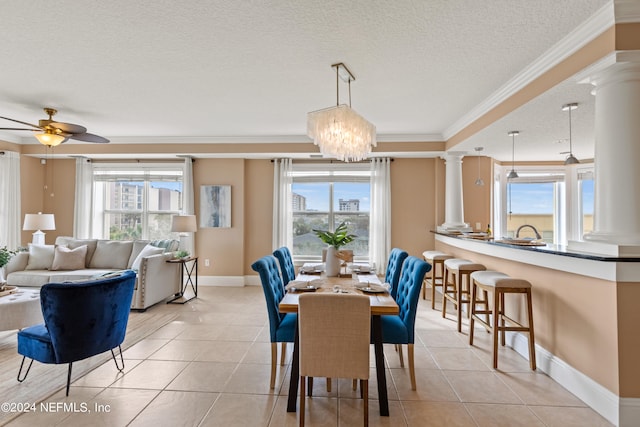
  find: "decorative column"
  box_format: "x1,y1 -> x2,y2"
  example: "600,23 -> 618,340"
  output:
438,152 -> 472,233
578,59 -> 640,252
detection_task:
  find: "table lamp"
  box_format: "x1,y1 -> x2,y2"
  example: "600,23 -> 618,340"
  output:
171,214 -> 197,251
23,212 -> 56,245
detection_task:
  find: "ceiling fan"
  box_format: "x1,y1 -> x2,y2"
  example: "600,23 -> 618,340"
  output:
0,107 -> 109,146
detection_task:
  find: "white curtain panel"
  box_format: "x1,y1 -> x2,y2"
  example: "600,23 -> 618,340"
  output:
182,157 -> 195,255
73,158 -> 93,238
272,158 -> 293,250
369,157 -> 391,274
0,151 -> 21,249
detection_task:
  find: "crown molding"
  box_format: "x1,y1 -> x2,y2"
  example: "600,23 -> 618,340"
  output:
442,2 -> 614,142
615,0 -> 640,23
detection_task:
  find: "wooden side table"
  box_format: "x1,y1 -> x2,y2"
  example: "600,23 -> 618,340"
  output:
166,256 -> 198,304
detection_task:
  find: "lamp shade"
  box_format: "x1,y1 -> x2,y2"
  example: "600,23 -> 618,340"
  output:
171,215 -> 197,233
34,132 -> 66,147
23,213 -> 56,231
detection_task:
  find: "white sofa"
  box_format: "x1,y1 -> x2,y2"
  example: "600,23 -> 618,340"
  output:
5,237 -> 181,311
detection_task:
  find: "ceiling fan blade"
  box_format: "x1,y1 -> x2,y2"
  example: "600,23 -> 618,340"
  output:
69,132 -> 109,143
0,127 -> 40,131
49,121 -> 87,134
0,116 -> 42,129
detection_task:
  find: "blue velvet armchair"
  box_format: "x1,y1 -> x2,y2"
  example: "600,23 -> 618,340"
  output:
273,246 -> 296,286
251,256 -> 297,388
17,270 -> 136,396
380,256 -> 431,390
384,248 -> 409,299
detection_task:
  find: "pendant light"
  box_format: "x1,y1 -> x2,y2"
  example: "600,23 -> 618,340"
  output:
562,102 -> 579,165
474,147 -> 484,186
507,131 -> 519,179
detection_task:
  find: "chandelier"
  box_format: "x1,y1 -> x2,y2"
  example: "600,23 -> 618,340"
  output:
307,63 -> 376,162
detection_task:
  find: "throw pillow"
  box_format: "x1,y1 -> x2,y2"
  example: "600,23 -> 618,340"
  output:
89,240 -> 134,269
127,240 -> 151,268
131,244 -> 164,270
25,244 -> 55,270
55,237 -> 98,268
51,245 -> 88,271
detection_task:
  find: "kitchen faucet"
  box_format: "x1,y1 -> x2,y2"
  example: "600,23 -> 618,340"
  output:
515,224 -> 542,240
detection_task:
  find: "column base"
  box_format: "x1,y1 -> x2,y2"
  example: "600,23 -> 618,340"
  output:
437,223 -> 473,234
568,239 -> 640,257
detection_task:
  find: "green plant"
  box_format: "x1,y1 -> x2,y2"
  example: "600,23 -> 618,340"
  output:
0,246 -> 16,268
312,222 -> 357,250
175,250 -> 190,259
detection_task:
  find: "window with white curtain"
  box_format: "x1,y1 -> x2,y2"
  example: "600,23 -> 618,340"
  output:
290,163 -> 371,261
92,164 -> 184,240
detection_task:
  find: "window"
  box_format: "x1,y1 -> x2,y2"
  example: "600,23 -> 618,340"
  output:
497,167 -> 565,244
291,164 -> 371,260
92,165 -> 184,240
579,170 -> 594,236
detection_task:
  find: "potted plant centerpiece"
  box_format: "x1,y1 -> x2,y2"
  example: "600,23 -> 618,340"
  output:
312,222 -> 357,277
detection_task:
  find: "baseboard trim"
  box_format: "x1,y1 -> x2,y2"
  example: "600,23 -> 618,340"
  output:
197,276 -> 245,287
507,331 -> 640,427
196,275 -> 261,287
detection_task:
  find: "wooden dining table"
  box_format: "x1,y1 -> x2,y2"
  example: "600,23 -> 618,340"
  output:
279,268 -> 399,417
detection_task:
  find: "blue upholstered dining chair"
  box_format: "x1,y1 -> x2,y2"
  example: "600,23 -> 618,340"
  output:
17,270 -> 137,396
385,248 -> 409,299
381,256 -> 431,390
273,246 -> 296,286
251,255 -> 297,389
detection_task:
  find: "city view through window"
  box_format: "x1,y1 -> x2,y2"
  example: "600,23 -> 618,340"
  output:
97,177 -> 183,240
292,182 -> 370,258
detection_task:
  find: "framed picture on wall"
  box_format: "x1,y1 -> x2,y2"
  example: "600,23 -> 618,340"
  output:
200,185 -> 231,228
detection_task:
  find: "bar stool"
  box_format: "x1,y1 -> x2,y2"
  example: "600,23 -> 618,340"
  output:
422,251 -> 453,309
469,271 -> 536,370
442,259 -> 485,332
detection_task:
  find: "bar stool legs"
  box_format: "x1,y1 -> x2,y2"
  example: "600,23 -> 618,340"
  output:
422,251 -> 453,309
469,271 -> 536,370
442,259 -> 485,333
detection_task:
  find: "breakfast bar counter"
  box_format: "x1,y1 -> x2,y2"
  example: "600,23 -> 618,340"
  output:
433,232 -> 640,426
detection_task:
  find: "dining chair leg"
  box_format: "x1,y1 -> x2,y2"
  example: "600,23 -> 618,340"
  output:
492,290 -> 500,369
326,377 -> 331,392
299,376 -> 306,427
408,344 -> 416,390
398,344 -> 404,367
363,379 -> 369,427
270,342 -> 277,389
280,342 -> 286,366
308,377 -> 314,396
352,378 -> 357,391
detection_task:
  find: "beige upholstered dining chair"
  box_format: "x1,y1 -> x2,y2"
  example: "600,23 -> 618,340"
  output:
298,293 -> 371,427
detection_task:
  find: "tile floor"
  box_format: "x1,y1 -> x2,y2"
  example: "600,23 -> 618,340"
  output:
5,286 -> 613,427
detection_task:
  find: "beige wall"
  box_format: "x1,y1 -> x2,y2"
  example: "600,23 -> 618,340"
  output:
244,159 -> 275,275
193,158 -> 245,277
462,156 -> 492,232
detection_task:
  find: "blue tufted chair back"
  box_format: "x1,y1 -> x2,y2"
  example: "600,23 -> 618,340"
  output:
38,270 -> 136,363
251,256 -> 287,341
384,248 -> 409,299
273,247 -> 296,286
394,256 -> 431,343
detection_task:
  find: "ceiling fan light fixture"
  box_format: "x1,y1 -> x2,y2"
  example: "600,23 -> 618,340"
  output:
34,130 -> 65,147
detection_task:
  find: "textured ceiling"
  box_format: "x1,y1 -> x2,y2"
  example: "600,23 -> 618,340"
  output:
0,0 -> 610,160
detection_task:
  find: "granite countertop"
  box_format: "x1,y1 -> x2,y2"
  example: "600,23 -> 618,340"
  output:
433,231 -> 640,262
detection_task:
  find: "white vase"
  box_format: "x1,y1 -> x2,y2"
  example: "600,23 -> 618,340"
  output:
324,246 -> 341,277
